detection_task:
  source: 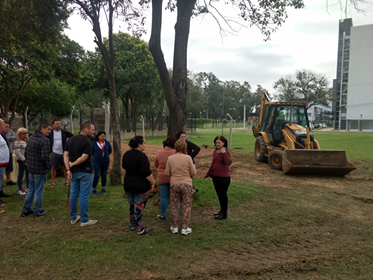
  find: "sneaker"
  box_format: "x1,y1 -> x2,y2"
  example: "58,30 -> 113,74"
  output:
34,210 -> 48,218
101,188 -> 106,194
137,228 -> 151,236
17,190 -> 26,195
7,180 -> 16,186
71,215 -> 81,225
21,210 -> 34,217
181,227 -> 192,235
170,226 -> 178,234
157,215 -> 166,221
92,189 -> 98,196
80,219 -> 97,227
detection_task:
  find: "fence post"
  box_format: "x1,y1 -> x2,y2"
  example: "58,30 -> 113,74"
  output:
140,115 -> 145,137
227,113 -> 233,149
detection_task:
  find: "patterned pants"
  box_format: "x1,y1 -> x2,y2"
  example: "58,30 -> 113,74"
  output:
170,183 -> 193,229
125,191 -> 150,232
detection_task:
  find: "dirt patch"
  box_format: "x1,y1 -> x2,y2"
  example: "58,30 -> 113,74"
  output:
105,142 -> 373,279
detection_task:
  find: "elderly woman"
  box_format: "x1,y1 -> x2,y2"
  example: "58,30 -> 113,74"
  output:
122,136 -> 155,236
154,136 -> 176,221
205,135 -> 232,220
92,131 -> 112,195
165,139 -> 196,235
14,128 -> 29,195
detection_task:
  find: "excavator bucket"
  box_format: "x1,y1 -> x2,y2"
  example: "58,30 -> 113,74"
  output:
282,149 -> 356,176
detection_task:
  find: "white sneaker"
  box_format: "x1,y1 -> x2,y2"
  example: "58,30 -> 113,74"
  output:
71,215 -> 81,225
17,190 -> 26,195
181,227 -> 192,235
170,226 -> 178,234
80,219 -> 97,227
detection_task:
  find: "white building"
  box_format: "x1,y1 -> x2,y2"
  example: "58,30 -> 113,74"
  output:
307,103 -> 332,124
333,20 -> 373,131
346,24 -> 373,131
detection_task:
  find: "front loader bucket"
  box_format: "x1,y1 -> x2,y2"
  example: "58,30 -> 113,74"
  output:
282,149 -> 356,176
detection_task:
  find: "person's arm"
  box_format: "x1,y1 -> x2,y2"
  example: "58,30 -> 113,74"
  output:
154,152 -> 160,169
14,142 -> 26,162
146,174 -> 155,190
7,129 -> 17,142
222,149 -> 232,166
204,151 -> 214,178
187,141 -> 200,159
165,158 -> 171,177
41,139 -> 51,169
189,157 -> 197,177
69,153 -> 89,168
63,151 -> 72,179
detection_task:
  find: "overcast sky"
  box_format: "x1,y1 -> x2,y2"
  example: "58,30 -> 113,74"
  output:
65,0 -> 373,94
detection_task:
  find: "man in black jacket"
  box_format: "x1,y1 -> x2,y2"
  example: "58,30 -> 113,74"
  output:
49,119 -> 73,187
21,122 -> 51,218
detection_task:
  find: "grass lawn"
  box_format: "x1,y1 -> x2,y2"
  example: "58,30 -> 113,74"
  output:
2,129 -> 373,279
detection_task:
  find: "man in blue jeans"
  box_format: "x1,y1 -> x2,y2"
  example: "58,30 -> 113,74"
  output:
21,122 -> 51,218
64,121 -> 97,227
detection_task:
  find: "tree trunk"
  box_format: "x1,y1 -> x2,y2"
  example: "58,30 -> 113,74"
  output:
91,0 -> 122,185
149,0 -> 196,137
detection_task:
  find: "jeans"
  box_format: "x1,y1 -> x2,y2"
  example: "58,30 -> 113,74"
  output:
17,161 -> 29,191
70,172 -> 93,223
159,183 -> 170,217
0,167 -> 5,192
22,173 -> 47,213
92,160 -> 109,189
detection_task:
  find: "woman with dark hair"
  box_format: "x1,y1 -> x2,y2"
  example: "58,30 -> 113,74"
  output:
122,136 -> 155,236
92,131 -> 112,195
165,139 -> 196,235
154,136 -> 176,220
175,131 -> 200,165
205,135 -> 232,220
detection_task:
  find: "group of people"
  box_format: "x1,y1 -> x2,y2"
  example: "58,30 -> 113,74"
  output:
1,118 -> 232,235
0,119 -> 112,222
122,132 -> 232,236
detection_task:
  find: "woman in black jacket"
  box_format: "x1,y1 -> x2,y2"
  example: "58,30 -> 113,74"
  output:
122,136 -> 155,236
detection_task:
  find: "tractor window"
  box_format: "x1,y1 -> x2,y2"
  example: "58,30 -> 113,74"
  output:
262,106 -> 275,130
292,106 -> 308,127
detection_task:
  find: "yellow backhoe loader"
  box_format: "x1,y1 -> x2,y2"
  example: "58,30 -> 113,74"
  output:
252,91 -> 356,176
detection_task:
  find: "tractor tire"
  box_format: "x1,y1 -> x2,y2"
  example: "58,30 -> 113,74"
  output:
268,150 -> 283,170
255,136 -> 267,162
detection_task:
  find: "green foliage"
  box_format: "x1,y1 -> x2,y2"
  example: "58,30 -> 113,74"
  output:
0,0 -> 69,117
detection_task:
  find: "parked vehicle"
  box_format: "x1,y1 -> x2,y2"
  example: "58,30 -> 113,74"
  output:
251,90 -> 356,176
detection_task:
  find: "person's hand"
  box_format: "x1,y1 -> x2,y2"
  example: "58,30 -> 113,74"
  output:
150,183 -> 155,190
221,147 -> 226,153
204,174 -> 209,179
67,170 -> 72,179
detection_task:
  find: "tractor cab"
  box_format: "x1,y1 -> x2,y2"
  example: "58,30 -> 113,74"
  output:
261,102 -> 311,146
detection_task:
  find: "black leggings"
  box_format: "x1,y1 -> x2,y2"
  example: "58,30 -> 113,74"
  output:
212,176 -> 231,215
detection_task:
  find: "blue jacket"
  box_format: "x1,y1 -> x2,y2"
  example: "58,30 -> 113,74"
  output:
92,140 -> 112,163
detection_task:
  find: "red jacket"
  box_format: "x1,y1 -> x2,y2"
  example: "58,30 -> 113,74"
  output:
206,149 -> 232,178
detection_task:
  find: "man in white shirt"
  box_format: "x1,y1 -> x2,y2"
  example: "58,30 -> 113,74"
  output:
49,120 -> 73,187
